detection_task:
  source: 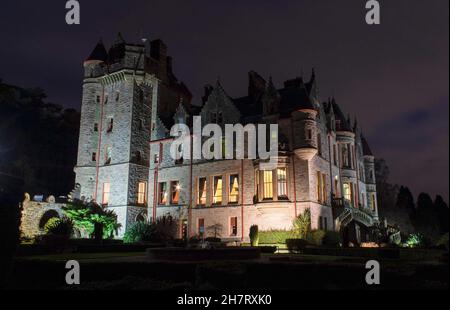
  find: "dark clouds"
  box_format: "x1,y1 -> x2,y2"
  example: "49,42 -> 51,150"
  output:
0,0 -> 448,200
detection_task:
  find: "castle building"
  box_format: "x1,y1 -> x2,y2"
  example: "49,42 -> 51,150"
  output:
74,35 -> 378,244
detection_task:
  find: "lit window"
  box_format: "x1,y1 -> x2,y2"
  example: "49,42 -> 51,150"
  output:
198,218 -> 205,236
263,170 -> 273,200
277,168 -> 287,199
154,153 -> 159,164
158,182 -> 167,205
198,177 -> 207,205
171,181 -> 180,204
322,173 -> 327,203
137,182 -> 147,205
230,217 -> 238,236
343,182 -> 352,203
229,174 -> 239,203
213,176 -> 223,204
102,183 -> 110,205
370,193 -> 376,211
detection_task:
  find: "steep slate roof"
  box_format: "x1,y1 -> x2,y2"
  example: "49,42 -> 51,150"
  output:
86,40 -> 108,62
330,98 -> 353,132
232,73 -> 316,121
361,135 -> 374,156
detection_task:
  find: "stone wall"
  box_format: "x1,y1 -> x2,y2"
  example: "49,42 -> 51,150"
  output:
20,197 -> 65,238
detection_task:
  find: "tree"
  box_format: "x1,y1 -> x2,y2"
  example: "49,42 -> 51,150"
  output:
434,195 -> 449,234
414,193 -> 439,241
62,200 -> 121,239
391,186 -> 415,235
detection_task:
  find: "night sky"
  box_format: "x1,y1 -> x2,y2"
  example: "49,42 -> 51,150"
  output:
0,0 -> 448,200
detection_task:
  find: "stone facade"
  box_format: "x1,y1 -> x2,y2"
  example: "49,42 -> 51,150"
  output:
74,36 -> 378,242
20,195 -> 65,238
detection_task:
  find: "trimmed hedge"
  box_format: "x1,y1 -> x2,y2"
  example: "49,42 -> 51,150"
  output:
258,230 -> 294,244
286,239 -> 309,253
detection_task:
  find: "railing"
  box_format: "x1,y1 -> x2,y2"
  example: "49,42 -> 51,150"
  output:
333,198 -> 375,228
390,231 -> 402,245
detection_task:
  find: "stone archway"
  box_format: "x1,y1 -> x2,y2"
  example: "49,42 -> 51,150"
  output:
21,199 -> 65,238
38,209 -> 60,231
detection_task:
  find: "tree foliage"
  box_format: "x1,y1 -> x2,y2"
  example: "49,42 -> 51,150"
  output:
62,200 -> 120,239
292,208 -> 311,239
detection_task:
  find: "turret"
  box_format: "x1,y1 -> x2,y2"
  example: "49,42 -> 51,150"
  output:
288,76 -> 318,160
83,39 -> 108,78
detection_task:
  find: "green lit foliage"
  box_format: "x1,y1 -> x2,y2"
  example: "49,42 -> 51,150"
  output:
123,222 -> 155,243
62,200 -> 120,239
43,217 -> 60,233
307,229 -> 326,246
45,217 -> 74,237
292,208 -> 311,239
249,225 -> 259,246
258,230 -> 294,244
404,233 -> 425,248
123,216 -> 178,244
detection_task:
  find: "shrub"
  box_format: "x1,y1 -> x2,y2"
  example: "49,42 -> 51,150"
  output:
259,230 -> 294,244
46,217 -> 73,237
153,216 -> 178,242
286,239 -> 309,253
249,225 -> 259,246
123,216 -> 178,244
292,208 -> 311,239
307,229 -> 326,246
404,233 -> 425,248
43,217 -> 60,233
123,222 -> 155,244
436,233 -> 449,251
322,231 -> 342,247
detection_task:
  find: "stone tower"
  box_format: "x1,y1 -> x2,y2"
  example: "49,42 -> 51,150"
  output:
74,34 -> 191,236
